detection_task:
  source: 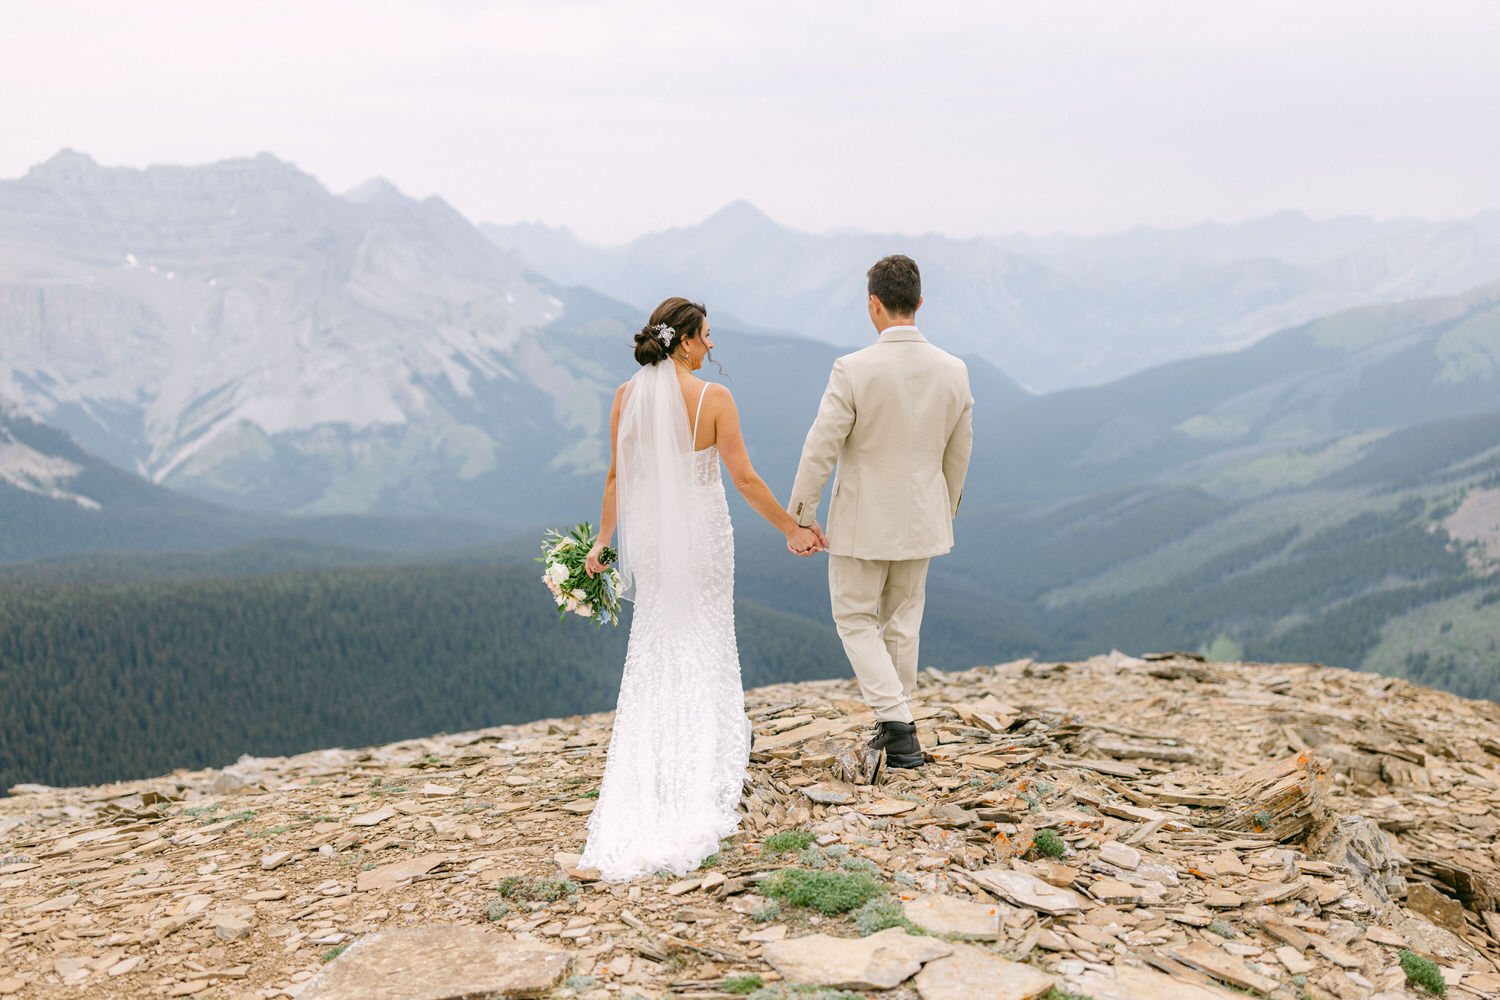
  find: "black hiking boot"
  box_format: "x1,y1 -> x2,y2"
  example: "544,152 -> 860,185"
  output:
868,720 -> 924,768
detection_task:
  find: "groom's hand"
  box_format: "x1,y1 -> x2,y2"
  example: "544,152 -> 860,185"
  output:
786,523 -> 826,557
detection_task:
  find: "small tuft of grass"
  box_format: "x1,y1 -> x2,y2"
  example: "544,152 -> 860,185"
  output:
1030,829 -> 1067,858
248,826 -> 289,838
724,973 -> 764,994
530,878 -> 578,901
762,868 -> 883,915
582,789 -> 599,798
799,845 -> 829,869
487,902 -> 510,921
838,856 -> 879,874
1207,919 -> 1237,939
321,944 -> 348,962
750,900 -> 781,922
700,853 -> 720,868
493,875 -> 578,902
1400,950 -> 1446,996
850,896 -> 926,937
763,829 -> 817,856
564,974 -> 598,990
1043,988 -> 1095,1000
743,984 -> 868,1000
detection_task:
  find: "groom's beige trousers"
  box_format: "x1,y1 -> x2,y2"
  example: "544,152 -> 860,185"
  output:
829,554 -> 930,724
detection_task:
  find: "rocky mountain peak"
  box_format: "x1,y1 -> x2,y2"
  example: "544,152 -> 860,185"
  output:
342,177 -> 406,206
22,148 -> 102,182
3,652 -> 1497,998
696,199 -> 781,239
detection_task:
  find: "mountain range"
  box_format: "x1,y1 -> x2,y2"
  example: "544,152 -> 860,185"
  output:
483,202 -> 1500,391
2,149 -> 1499,714
0,151 -> 624,524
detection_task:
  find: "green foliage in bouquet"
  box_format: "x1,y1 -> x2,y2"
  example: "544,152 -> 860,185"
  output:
537,522 -> 621,626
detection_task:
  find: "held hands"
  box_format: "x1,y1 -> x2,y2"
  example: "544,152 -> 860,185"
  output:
786,522 -> 829,557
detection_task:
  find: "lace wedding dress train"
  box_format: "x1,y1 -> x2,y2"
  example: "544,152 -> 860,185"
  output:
578,376 -> 752,882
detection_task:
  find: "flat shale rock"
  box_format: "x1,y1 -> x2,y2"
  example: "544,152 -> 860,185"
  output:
300,926 -> 570,1000
971,868 -> 1085,914
761,926 -> 953,989
913,941 -> 1054,1000
903,892 -> 1009,939
1065,963 -> 1252,1000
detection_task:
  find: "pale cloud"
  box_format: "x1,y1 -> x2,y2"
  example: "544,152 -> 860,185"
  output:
2,1 -> 1498,242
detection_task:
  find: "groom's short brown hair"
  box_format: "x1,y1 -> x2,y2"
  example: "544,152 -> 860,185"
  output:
867,255 -> 920,317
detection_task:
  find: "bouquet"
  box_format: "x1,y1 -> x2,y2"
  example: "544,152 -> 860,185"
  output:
537,522 -> 621,626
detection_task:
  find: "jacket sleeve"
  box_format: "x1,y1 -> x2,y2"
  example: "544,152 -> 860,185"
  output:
943,367 -> 974,518
787,358 -> 855,526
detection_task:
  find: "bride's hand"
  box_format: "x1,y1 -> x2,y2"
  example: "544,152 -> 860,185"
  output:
585,543 -> 608,576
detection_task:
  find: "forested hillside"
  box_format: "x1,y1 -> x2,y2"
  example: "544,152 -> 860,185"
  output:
0,562 -> 844,790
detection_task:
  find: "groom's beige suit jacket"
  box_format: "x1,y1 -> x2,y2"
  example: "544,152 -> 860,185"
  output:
789,326 -> 973,559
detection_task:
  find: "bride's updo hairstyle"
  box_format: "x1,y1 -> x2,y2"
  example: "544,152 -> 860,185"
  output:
634,297 -> 707,366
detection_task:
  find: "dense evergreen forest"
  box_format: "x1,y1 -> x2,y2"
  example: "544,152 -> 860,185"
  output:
6,475 -> 1499,793
0,563 -> 844,791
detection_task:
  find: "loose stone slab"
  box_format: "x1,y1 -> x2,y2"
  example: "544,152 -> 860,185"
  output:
971,869 -> 1085,914
1170,940 -> 1280,995
301,926 -> 570,1000
913,941 -> 1054,1000
801,782 -> 857,805
857,797 -> 919,816
903,893 -> 1008,940
1065,962 -> 1251,1000
761,926 -> 953,990
1099,841 -> 1140,869
356,854 -> 443,892
349,807 -> 396,827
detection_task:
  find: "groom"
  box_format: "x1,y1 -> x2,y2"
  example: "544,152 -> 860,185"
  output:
787,254 -> 974,769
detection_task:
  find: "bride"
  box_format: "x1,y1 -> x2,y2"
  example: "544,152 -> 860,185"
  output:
580,297 -> 826,881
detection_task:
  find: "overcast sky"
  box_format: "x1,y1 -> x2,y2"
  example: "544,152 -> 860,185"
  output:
3,1 -> 1499,244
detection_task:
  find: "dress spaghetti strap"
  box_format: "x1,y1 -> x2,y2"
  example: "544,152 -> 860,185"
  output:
691,382 -> 710,448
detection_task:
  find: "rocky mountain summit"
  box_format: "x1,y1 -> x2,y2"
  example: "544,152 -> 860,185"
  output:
0,150 -> 611,522
2,652 -> 1498,1000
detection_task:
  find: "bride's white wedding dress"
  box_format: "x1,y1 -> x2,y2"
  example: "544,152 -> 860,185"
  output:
578,364 -> 752,881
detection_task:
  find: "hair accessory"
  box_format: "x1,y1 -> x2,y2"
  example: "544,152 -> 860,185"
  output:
651,323 -> 676,346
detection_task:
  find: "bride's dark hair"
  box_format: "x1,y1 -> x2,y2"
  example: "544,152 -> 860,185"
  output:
634,297 -> 707,366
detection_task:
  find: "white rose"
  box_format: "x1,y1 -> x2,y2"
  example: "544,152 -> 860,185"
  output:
555,592 -> 566,606
571,589 -> 587,602
546,563 -> 570,587
577,604 -> 593,617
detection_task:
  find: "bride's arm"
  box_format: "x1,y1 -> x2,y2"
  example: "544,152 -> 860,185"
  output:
711,385 -> 824,554
585,386 -> 627,576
